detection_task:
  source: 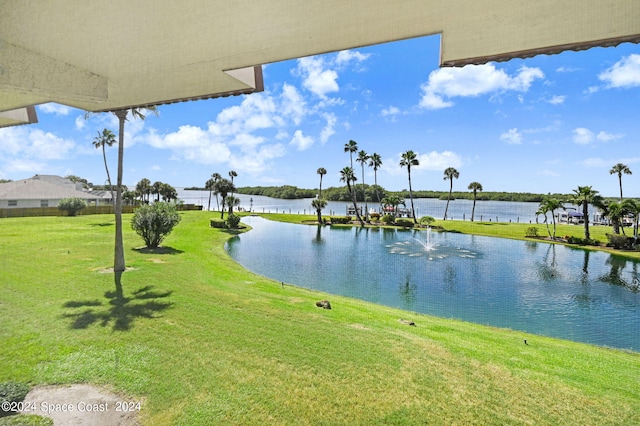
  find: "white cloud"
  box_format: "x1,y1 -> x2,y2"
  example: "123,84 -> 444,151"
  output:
6,159 -> 46,173
419,63 -> 544,109
599,54 -> 640,88
319,112 -> 336,143
596,131 -> 623,142
335,50 -> 371,66
500,128 -> 522,145
38,103 -> 71,116
416,151 -> 462,171
547,95 -> 566,105
538,169 -> 561,177
280,83 -> 306,125
289,130 -> 314,151
381,106 -> 400,116
0,127 -> 75,160
74,116 -> 86,130
583,157 -> 640,168
295,56 -> 339,98
573,127 -> 594,144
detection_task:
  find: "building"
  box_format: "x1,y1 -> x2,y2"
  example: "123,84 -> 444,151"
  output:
0,175 -> 107,208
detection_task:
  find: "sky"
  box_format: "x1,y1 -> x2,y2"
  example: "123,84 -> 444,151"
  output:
1,35 -> 640,197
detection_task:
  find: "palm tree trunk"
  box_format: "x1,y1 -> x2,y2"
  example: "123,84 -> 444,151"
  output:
101,145 -> 115,210
114,109 -> 127,274
347,181 -> 365,227
471,193 -> 477,221
444,181 -> 453,220
582,201 -> 590,240
408,172 -> 417,224
207,189 -> 212,211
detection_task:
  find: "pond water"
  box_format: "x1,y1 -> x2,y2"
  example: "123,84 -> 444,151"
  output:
226,216 -> 640,352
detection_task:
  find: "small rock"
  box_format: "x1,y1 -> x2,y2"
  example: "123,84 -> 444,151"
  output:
399,319 -> 416,326
315,300 -> 331,309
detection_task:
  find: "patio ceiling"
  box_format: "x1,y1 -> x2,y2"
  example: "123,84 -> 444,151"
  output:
1,0 -> 639,127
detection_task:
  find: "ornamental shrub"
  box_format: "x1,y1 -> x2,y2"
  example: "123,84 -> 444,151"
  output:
210,218 -> 226,228
226,213 -> 241,229
329,216 -> 351,224
131,202 -> 181,248
381,214 -> 394,224
0,381 -> 30,408
525,227 -> 539,237
606,234 -> 632,249
396,218 -> 414,228
369,212 -> 381,221
419,216 -> 435,226
57,198 -> 87,216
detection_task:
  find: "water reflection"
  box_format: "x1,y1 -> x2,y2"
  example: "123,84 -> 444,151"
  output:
227,216 -> 640,351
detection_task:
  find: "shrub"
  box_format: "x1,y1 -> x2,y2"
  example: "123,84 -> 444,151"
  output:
396,218 -> 414,228
131,202 -> 181,248
57,198 -> 87,216
0,381 -> 30,410
226,213 -> 241,229
419,216 -> 435,226
525,227 -> 539,237
606,234 -> 633,249
329,216 -> 351,224
369,212 -> 381,221
381,214 -> 395,224
210,218 -> 227,229
567,236 -> 599,246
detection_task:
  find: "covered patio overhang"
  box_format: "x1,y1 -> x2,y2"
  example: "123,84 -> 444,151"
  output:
1,0 -> 639,127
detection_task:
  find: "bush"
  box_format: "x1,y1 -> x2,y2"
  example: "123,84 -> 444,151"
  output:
419,216 -> 435,226
226,213 -> 241,229
57,198 -> 87,216
131,202 -> 181,248
210,218 -> 227,229
329,216 -> 351,224
525,227 -> 539,237
0,382 -> 30,411
0,414 -> 53,425
369,212 -> 381,221
606,234 -> 633,249
396,218 -> 414,228
381,214 -> 395,225
567,236 -> 599,246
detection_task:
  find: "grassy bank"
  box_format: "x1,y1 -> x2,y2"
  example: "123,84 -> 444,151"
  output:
1,212 -> 639,424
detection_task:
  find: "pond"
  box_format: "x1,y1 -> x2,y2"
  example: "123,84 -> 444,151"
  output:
226,216 -> 640,352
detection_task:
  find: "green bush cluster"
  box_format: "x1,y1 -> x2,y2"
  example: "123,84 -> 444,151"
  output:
210,218 -> 227,228
369,212 -> 381,221
381,214 -> 394,224
0,381 -> 30,410
131,202 -> 181,248
566,236 -> 599,246
395,218 -> 414,228
419,216 -> 435,226
525,227 -> 539,237
57,198 -> 87,216
329,216 -> 352,224
226,213 -> 241,229
606,234 -> 633,249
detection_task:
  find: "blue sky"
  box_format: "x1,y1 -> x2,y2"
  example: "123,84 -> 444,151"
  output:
1,36 -> 640,197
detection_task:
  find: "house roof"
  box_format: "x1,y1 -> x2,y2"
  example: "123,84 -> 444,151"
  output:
1,1 -> 639,127
0,178 -> 96,200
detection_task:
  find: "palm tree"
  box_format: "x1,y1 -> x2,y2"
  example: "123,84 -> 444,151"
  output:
316,167 -> 327,199
214,178 -> 235,219
356,150 -> 369,220
443,167 -> 459,220
622,199 -> 640,243
609,163 -> 632,201
339,166 -> 365,227
570,185 -> 603,240
205,178 -> 216,211
152,181 -> 163,202
92,128 -> 116,205
400,150 -> 419,224
344,140 -> 358,169
226,195 -> 241,215
211,172 -> 222,210
159,183 -> 178,202
601,201 -> 627,235
228,170 -> 237,196
368,153 -> 382,203
536,196 -> 564,239
136,178 -> 152,204
112,107 -> 157,278
381,195 -> 405,217
311,198 -> 328,223
467,181 -> 483,222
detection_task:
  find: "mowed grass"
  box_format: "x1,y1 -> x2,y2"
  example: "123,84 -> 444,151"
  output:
1,212 -> 639,425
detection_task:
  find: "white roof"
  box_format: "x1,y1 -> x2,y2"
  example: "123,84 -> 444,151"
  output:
0,178 -> 95,200
1,1 -> 639,127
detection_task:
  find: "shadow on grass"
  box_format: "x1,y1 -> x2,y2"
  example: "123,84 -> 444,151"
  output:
89,222 -> 113,227
62,282 -> 173,331
133,246 -> 184,255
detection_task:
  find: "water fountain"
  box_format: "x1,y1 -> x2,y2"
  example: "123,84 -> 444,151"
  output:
387,227 -> 478,260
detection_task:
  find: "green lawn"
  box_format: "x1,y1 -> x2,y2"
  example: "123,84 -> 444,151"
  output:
1,212 -> 639,425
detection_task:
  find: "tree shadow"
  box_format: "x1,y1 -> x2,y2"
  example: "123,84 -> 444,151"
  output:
62,281 -> 173,331
89,222 -> 113,227
133,246 -> 184,255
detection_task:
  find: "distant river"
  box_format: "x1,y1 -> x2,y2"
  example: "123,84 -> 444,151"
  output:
178,188 -> 548,224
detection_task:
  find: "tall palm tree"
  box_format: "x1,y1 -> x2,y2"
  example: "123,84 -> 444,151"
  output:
152,181 -> 163,202
211,172 -> 222,210
136,178 -> 152,204
622,199 -> 640,243
205,178 -> 216,211
570,185 -> 603,240
316,167 -> 327,199
467,181 -> 483,222
601,201 -> 627,235
214,178 -> 235,219
344,140 -> 358,169
159,183 -> 178,202
113,107 -> 157,277
536,196 -> 564,239
228,170 -> 237,196
92,128 -> 116,204
311,198 -> 328,223
226,195 -> 241,215
339,166 -> 365,227
400,150 -> 419,224
368,152 -> 382,202
443,167 -> 459,220
609,163 -> 632,201
381,195 -> 405,217
356,150 -> 369,219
